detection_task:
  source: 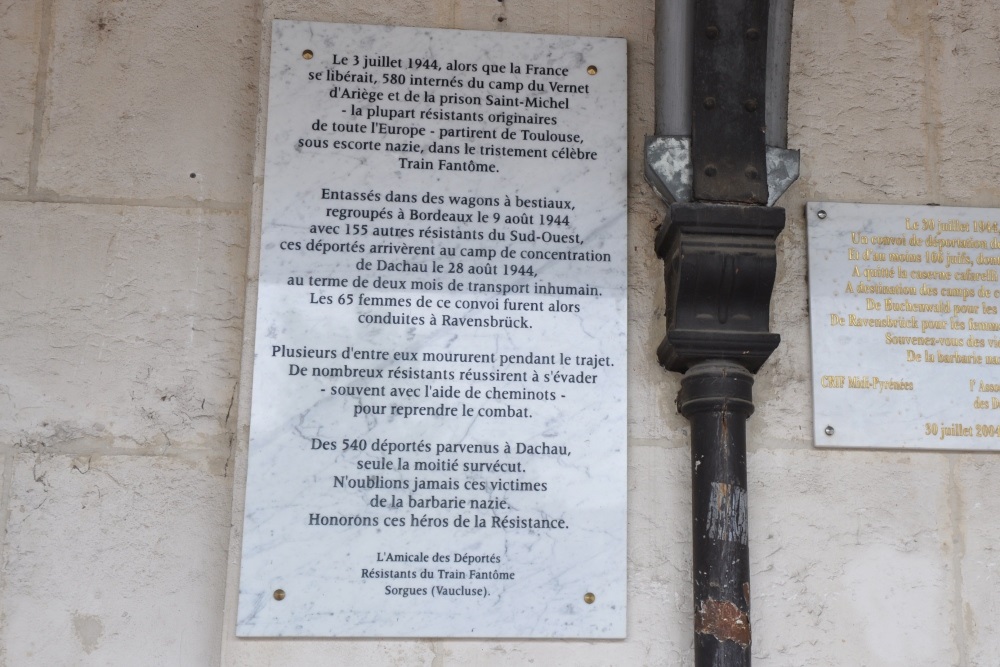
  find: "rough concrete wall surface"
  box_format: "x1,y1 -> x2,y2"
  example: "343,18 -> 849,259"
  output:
0,0 -> 998,665
0,0 -> 258,664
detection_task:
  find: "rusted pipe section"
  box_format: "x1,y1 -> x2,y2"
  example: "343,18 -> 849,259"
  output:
678,361 -> 754,665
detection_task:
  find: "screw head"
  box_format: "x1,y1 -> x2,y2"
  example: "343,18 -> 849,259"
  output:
745,166 -> 759,180
744,98 -> 758,112
824,426 -> 835,436
703,97 -> 717,110
584,592 -> 596,604
704,165 -> 718,177
817,210 -> 827,219
706,25 -> 719,39
746,28 -> 760,40
273,589 -> 286,600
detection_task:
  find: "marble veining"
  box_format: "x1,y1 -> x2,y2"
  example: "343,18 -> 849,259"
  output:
239,21 -> 628,637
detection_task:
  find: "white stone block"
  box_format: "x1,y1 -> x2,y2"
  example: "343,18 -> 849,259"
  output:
0,0 -> 39,196
262,0 -> 447,25
933,0 -> 1000,205
0,452 -> 7,511
224,641 -> 438,667
36,0 -> 258,203
789,1 -> 930,199
0,202 -> 247,451
957,457 -> 1000,665
1,453 -> 231,666
749,449 -> 958,666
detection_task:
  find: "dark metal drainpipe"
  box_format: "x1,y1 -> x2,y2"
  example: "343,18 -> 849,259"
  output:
646,1 -> 798,665
681,362 -> 756,664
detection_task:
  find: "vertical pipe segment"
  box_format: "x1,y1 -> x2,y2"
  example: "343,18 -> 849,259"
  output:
654,0 -> 695,137
678,361 -> 754,666
648,1 -> 793,664
765,0 -> 794,149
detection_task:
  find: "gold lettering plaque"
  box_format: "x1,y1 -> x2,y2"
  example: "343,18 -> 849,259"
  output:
808,202 -> 1000,449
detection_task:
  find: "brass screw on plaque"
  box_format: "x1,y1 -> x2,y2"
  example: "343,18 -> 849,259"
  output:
584,592 -> 596,604
587,65 -> 598,75
273,589 -> 286,601
302,49 -> 314,60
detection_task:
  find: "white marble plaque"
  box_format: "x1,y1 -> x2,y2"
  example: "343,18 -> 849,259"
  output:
808,202 -> 1000,450
237,21 -> 627,637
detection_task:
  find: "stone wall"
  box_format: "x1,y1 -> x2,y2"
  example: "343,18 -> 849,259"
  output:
1,1 -> 998,665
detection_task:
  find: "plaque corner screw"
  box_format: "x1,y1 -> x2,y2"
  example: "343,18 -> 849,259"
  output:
824,425 -> 834,436
273,589 -> 286,601
584,592 -> 596,604
817,210 -> 827,220
302,49 -> 313,60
